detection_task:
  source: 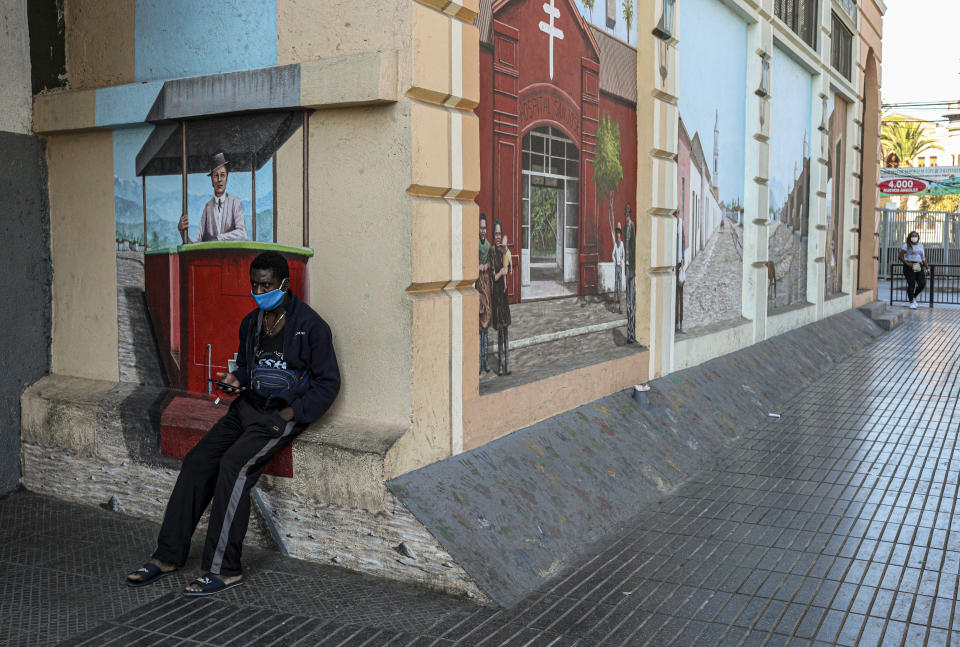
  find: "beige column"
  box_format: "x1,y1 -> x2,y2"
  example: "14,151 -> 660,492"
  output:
48,131 -> 119,381
388,0 -> 480,473
857,52 -> 881,293
810,82 -> 830,317
844,97 -> 860,298
273,134 -> 304,246
638,0 -> 678,378
742,16 -> 772,342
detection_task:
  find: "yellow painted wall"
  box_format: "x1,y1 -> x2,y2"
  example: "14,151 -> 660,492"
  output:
274,129 -> 305,247
47,131 -> 119,381
306,104 -> 414,428
65,0 -> 135,89
277,0 -> 411,65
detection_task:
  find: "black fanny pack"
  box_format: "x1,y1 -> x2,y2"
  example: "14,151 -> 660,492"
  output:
251,366 -> 306,399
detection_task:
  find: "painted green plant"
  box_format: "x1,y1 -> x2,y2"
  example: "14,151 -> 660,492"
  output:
593,113 -> 624,247
531,186 -> 558,257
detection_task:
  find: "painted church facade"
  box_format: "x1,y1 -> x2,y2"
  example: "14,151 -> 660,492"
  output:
475,0 -> 637,302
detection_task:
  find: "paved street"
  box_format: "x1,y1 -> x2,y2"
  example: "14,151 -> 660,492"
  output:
4,308 -> 960,646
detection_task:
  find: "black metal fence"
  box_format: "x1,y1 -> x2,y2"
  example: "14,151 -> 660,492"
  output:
878,209 -> 960,278
889,264 -> 960,307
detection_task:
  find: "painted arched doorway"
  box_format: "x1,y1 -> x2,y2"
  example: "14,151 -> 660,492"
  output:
520,125 -> 580,300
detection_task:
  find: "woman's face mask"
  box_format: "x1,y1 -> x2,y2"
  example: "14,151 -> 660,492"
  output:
910,236 -> 919,244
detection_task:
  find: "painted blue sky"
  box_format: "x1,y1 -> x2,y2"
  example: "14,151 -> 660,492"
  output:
134,0 -> 277,83
113,125 -> 273,247
769,45 -> 813,214
676,0 -> 747,206
571,0 -> 637,45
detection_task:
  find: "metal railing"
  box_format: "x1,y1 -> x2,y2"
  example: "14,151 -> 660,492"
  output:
878,209 -> 960,278
889,264 -> 960,307
774,0 -> 818,50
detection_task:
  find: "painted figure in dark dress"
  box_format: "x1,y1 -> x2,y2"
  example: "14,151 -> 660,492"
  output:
491,218 -> 512,375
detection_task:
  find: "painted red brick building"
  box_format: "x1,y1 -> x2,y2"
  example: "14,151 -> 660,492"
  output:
475,0 -> 637,302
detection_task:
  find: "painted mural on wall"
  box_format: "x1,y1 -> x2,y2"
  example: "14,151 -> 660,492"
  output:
825,93 -> 849,296
674,0 -> 747,334
474,0 -> 640,393
766,46 -> 812,311
113,84 -> 306,389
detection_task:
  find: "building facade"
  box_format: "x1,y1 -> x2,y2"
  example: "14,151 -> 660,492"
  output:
2,0 -> 885,596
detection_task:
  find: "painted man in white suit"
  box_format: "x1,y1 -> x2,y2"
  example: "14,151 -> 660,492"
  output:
178,152 -> 248,243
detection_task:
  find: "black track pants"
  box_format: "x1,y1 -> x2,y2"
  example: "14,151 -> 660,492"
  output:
153,396 -> 300,576
903,264 -> 926,301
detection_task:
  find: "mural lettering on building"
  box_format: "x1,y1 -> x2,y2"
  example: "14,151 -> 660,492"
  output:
519,91 -> 581,137
474,0 -> 640,394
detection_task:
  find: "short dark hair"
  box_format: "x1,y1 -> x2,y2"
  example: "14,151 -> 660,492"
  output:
480,213 -> 487,223
493,217 -> 502,232
250,251 -> 290,282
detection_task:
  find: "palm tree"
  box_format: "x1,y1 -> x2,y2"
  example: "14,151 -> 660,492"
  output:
582,0 -> 595,21
622,0 -> 634,44
880,117 -> 942,167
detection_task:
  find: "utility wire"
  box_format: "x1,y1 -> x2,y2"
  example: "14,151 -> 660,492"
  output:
882,100 -> 959,109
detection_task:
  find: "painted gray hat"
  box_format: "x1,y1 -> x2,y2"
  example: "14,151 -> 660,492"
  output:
207,152 -> 230,176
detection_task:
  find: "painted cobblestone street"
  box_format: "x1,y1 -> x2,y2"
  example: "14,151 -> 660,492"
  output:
116,251 -> 166,387
479,295 -> 642,394
5,308 -> 960,645
680,219 -> 744,334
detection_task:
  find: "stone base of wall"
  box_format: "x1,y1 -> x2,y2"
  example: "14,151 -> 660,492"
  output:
390,309 -> 888,606
20,376 -> 487,602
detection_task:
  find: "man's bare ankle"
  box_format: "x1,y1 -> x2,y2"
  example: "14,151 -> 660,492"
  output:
150,558 -> 176,571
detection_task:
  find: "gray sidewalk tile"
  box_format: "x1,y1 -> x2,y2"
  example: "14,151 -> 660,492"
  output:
9,310 -> 960,645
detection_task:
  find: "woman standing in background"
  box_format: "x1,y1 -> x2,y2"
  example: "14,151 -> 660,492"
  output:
898,230 -> 929,309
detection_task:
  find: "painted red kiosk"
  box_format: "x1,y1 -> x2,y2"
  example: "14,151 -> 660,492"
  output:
144,242 -> 312,478
144,242 -> 311,395
135,107 -> 310,478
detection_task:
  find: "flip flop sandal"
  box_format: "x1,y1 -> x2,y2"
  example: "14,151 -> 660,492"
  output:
182,573 -> 244,597
126,562 -> 177,588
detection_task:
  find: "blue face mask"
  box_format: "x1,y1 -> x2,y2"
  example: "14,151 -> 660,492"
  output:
251,280 -> 287,311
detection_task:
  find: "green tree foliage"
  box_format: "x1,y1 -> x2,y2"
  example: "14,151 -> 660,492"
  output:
593,113 -> 624,247
622,0 -> 634,44
918,194 -> 960,213
881,117 -> 942,167
531,186 -> 558,256
582,0 -> 595,21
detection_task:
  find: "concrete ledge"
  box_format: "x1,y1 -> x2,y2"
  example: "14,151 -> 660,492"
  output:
673,318 -> 754,371
33,51 -> 401,135
21,374 -> 117,453
300,50 -> 400,109
19,375 -> 484,601
32,90 -> 98,135
268,415 -> 408,511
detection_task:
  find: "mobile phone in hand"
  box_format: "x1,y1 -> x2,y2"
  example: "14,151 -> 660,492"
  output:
208,378 -> 243,393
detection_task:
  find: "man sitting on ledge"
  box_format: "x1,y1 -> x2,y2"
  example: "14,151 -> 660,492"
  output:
127,251 -> 340,595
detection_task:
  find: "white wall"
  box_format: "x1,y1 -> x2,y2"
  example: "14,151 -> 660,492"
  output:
0,0 -> 31,134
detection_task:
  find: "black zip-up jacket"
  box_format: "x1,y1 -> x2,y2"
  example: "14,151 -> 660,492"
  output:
232,291 -> 340,424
